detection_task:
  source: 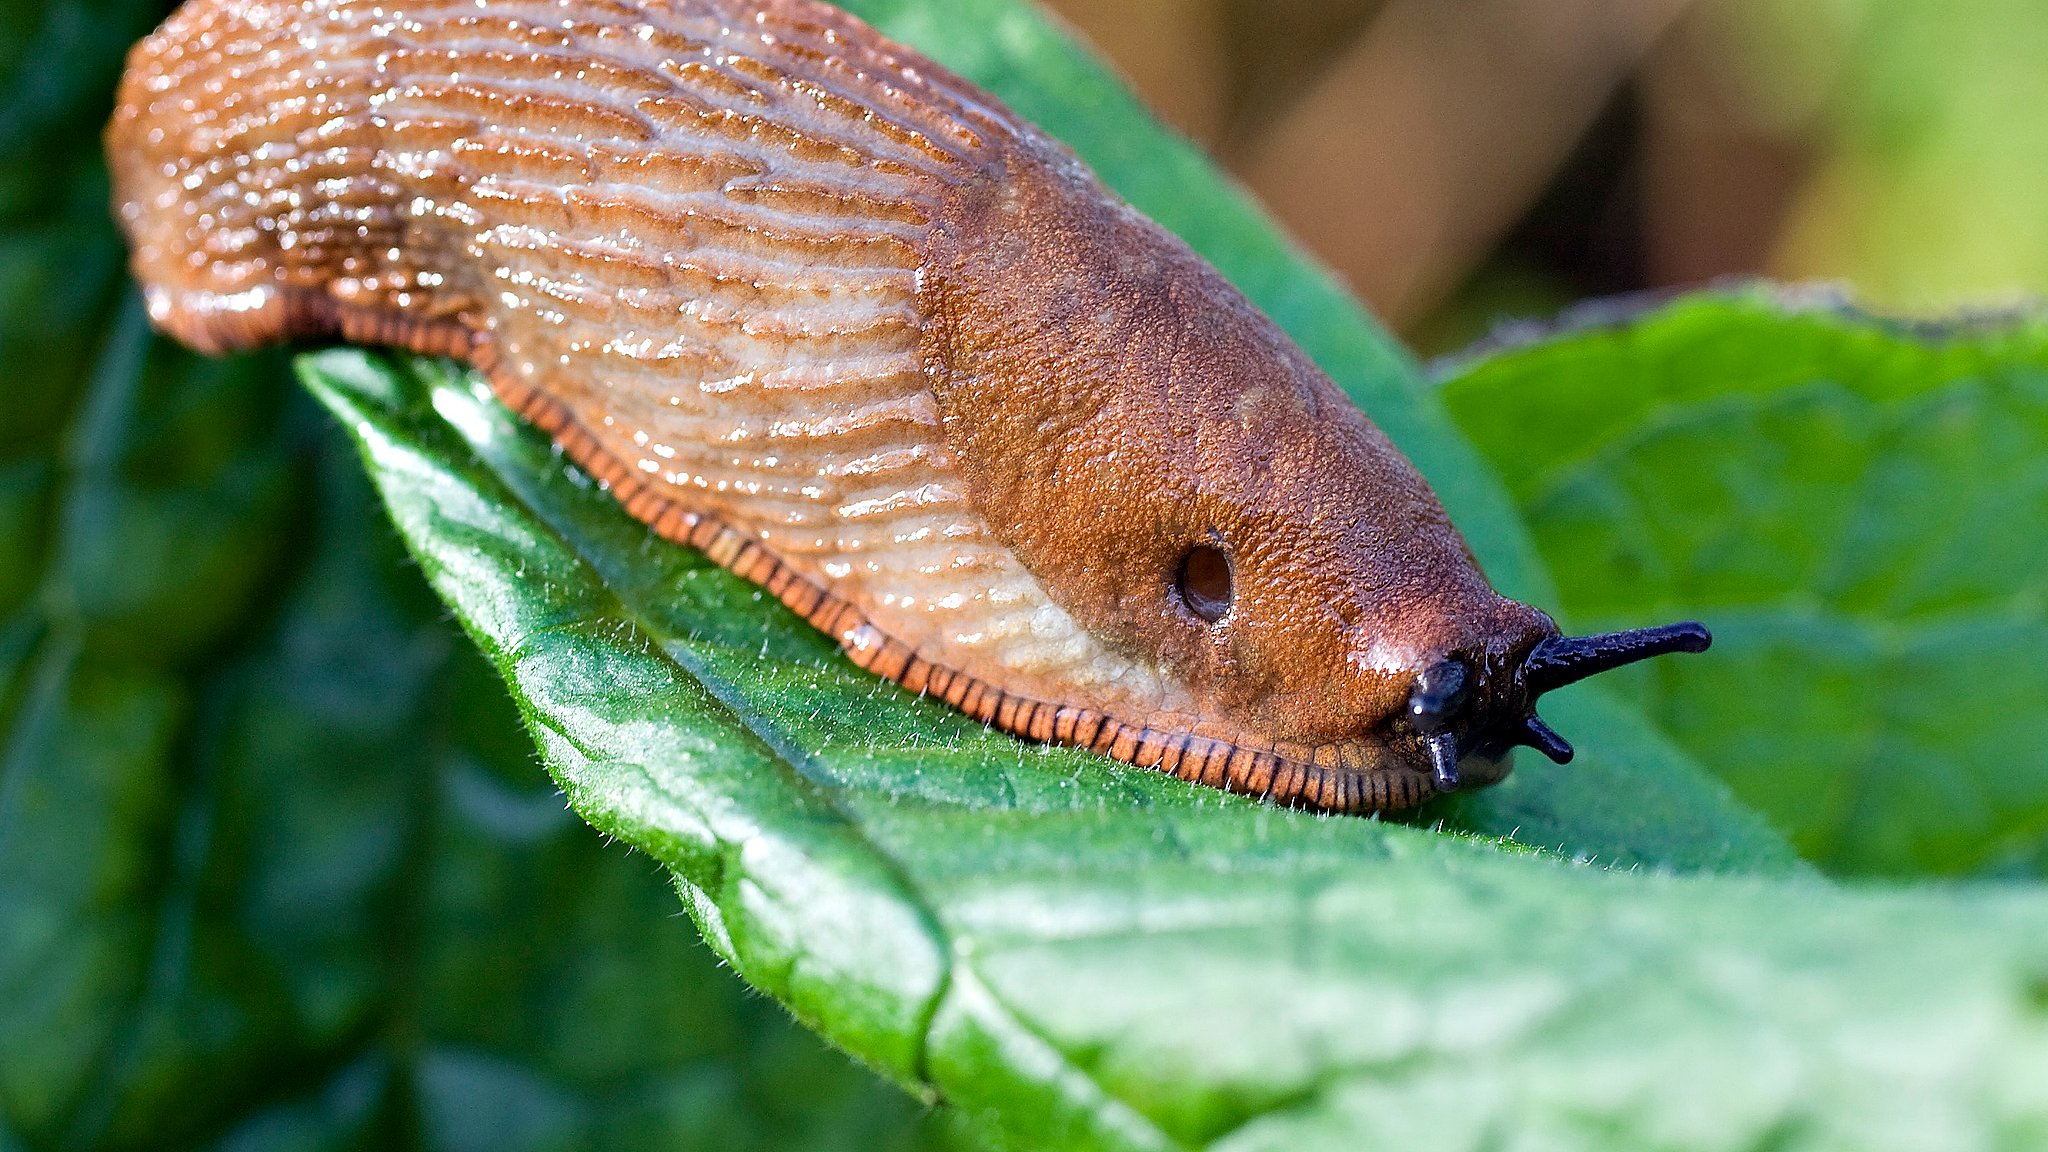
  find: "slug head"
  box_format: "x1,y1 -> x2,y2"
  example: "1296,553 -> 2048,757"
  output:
924,148 -> 1707,802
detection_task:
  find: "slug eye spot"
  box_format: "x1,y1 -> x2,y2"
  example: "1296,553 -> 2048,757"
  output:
1175,543 -> 1234,624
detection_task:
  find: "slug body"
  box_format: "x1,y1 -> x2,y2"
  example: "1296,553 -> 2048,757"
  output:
109,0 -> 1707,813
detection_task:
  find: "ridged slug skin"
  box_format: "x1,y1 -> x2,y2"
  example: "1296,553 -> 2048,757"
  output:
109,0 -> 1563,814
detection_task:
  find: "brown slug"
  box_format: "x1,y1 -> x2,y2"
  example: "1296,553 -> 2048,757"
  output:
106,0 -> 1709,814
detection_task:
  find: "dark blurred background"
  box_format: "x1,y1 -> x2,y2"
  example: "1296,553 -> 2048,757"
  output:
1042,0 -> 2048,353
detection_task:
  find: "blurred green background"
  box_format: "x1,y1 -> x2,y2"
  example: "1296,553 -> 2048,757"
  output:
5,0 -> 2047,1147
1043,0 -> 2048,350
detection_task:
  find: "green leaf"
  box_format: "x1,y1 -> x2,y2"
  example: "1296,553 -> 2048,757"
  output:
1438,290 -> 2048,878
309,345 -> 2048,1152
0,310 -> 952,1151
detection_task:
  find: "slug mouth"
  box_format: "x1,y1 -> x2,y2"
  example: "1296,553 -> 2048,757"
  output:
1402,621 -> 1714,796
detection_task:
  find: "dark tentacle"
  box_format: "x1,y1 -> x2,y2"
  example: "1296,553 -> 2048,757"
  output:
1515,714 -> 1575,764
1525,622 -> 1711,695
